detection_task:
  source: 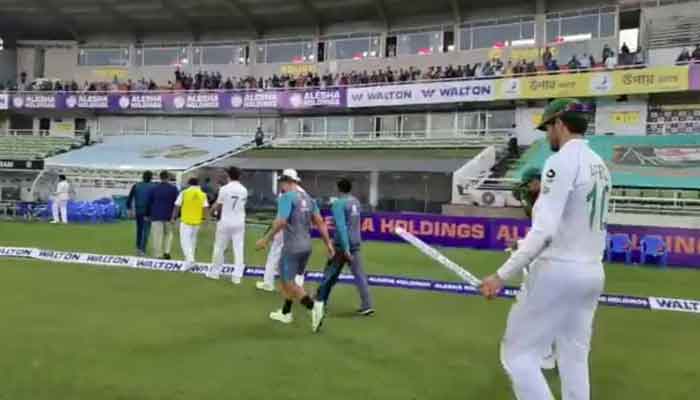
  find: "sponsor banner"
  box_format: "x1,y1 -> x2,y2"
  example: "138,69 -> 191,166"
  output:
1,246 -> 696,314
8,89 -> 347,112
649,296 -> 700,314
0,93 -> 8,110
0,159 -> 44,170
316,211 -> 700,267
347,80 -> 496,108
610,66 -> 688,95
280,63 -> 318,76
518,73 -> 589,99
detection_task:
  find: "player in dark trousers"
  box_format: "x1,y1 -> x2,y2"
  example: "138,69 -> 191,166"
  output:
315,178 -> 374,316
127,171 -> 155,256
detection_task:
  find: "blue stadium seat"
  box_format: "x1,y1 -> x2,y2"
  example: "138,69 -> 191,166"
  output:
607,233 -> 632,264
640,235 -> 669,267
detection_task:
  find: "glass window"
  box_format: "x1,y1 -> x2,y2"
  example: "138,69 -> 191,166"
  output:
561,15 -> 599,38
397,31 -> 441,55
403,114 -> 427,136
600,13 -> 616,37
197,45 -> 244,65
546,20 -> 560,42
258,41 -> 314,64
473,23 -> 521,49
487,110 -> 515,130
234,118 -> 259,134
459,27 -> 472,50
431,113 -> 455,137
327,117 -> 350,136
327,37 -> 379,60
352,116 -> 373,138
78,48 -> 129,66
522,22 -> 535,40
380,115 -> 401,136
282,118 -> 302,137
141,47 -> 188,66
458,112 -> 484,132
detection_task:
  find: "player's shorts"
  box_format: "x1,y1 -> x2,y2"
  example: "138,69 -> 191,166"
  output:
279,250 -> 311,283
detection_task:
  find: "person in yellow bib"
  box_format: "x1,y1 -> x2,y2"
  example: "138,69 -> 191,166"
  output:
172,177 -> 209,272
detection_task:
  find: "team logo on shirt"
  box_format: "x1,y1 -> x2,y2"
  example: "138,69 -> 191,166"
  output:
546,169 -> 556,178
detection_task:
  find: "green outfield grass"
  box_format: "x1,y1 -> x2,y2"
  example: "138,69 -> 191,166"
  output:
0,220 -> 698,400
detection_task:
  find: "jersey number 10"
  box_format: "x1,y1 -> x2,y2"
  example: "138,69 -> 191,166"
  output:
586,182 -> 610,232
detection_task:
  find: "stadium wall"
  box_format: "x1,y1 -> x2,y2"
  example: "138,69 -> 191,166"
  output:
0,48 -> 17,85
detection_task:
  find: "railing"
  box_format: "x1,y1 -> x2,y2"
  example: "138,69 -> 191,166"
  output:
0,63 -> 653,95
609,195 -> 700,216
5,129 -> 88,139
280,129 -> 511,140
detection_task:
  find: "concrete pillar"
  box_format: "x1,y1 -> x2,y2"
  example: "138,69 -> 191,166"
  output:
369,171 -> 379,208
535,0 -> 547,48
272,171 -> 278,195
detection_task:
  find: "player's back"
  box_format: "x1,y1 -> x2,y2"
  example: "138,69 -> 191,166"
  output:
537,139 -> 611,264
335,195 -> 362,249
218,181 -> 247,226
282,190 -> 315,254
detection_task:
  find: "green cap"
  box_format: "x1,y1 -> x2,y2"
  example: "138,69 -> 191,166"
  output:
536,98 -> 584,131
521,168 -> 541,183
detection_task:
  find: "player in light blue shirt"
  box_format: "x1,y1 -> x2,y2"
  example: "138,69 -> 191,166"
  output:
315,178 -> 374,316
256,169 -> 334,332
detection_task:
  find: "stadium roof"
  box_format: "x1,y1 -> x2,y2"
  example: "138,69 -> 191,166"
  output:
0,0 -> 528,41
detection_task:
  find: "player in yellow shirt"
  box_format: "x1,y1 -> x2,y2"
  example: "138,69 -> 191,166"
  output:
172,177 -> 209,271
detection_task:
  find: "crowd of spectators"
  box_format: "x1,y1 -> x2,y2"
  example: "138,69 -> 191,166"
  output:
675,44 -> 700,64
0,44 -> 652,93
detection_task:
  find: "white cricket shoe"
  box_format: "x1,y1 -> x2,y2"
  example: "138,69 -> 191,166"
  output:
205,267 -> 220,280
541,353 -> 557,370
311,301 -> 325,333
50,220 -> 59,224
269,309 -> 293,324
295,274 -> 305,287
256,281 -> 275,292
231,275 -> 242,285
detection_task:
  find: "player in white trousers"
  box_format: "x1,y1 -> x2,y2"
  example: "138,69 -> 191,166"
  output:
481,99 -> 611,400
51,175 -> 71,224
173,178 -> 209,271
208,167 -> 248,284
255,185 -> 308,292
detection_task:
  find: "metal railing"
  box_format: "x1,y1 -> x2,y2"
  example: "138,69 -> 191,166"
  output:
1,63 -> 653,95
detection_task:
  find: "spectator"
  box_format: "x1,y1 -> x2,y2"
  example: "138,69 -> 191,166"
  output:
255,126 -> 264,147
542,47 -> 553,66
567,55 -> 581,70
51,175 -> 72,224
602,44 -> 613,63
147,170 -> 179,260
547,59 -> 560,72
605,52 -> 617,69
634,47 -> 645,65
580,53 -> 591,70
677,48 -> 691,64
692,44 -> 700,61
127,171 -> 155,256
621,42 -> 630,56
525,61 -> 537,74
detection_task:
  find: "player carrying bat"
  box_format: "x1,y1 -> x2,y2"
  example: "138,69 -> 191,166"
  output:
481,99 -> 611,400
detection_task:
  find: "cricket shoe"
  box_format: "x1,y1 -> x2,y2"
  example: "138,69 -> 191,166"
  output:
255,281 -> 275,292
231,275 -> 242,285
295,274 -> 305,287
311,301 -> 325,333
357,308 -> 375,316
205,267 -> 220,280
269,309 -> 293,324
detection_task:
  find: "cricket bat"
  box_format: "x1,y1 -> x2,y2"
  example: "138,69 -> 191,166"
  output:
394,227 -> 482,287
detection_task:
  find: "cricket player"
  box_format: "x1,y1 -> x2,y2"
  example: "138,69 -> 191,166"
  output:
127,171 -> 155,256
512,167 -> 557,370
481,99 -> 611,400
314,178 -> 374,316
255,169 -> 334,332
208,167 -> 248,284
147,170 -> 179,260
51,175 -> 71,224
256,184 -> 309,292
173,177 -> 209,272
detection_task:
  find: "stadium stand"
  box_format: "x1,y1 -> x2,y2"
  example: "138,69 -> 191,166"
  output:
0,136 -> 82,160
